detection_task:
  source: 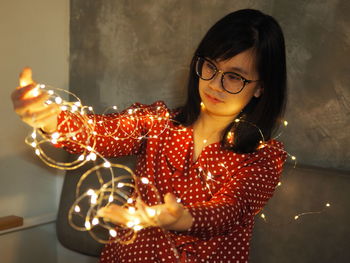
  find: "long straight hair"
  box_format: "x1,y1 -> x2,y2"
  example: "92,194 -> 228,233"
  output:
174,9 -> 287,153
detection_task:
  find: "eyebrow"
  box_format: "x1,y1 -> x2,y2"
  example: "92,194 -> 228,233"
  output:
209,58 -> 249,76
227,66 -> 248,76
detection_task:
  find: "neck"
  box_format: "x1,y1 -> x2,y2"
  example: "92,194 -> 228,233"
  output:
194,108 -> 238,137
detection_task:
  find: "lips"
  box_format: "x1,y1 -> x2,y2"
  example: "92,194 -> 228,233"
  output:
205,92 -> 223,103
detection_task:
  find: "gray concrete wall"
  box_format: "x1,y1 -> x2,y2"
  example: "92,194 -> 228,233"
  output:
69,0 -> 350,172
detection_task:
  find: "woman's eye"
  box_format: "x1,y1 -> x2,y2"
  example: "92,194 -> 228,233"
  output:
227,73 -> 241,81
205,62 -> 216,71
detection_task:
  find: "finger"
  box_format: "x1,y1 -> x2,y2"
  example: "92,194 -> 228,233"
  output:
21,104 -> 60,128
164,193 -> 183,217
19,67 -> 34,87
12,83 -> 37,101
14,91 -> 51,115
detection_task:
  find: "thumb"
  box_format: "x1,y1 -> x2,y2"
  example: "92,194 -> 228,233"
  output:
164,193 -> 182,217
19,67 -> 34,88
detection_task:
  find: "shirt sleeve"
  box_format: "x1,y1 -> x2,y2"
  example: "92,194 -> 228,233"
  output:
51,101 -> 168,158
183,143 -> 287,239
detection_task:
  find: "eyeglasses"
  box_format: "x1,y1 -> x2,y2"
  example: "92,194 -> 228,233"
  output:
195,56 -> 259,94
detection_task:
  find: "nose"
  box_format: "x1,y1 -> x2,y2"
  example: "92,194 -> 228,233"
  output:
208,70 -> 224,92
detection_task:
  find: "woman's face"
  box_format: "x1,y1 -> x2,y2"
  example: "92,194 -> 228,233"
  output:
198,48 -> 262,118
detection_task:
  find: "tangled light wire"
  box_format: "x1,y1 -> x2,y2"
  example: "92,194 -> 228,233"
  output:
24,83 -> 329,247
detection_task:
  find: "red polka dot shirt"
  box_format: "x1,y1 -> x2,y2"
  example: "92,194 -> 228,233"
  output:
56,101 -> 287,263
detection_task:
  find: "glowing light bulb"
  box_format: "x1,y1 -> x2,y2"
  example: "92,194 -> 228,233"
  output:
235,118 -> 240,123
103,162 -> 111,168
141,177 -> 149,184
85,221 -> 91,230
127,198 -> 133,204
109,195 -> 114,202
88,119 -> 93,124
117,182 -> 124,188
55,97 -> 62,104
91,194 -> 97,204
87,189 -> 95,196
88,106 -> 93,111
146,208 -> 156,217
203,139 -> 208,144
71,105 -> 78,112
74,101 -> 81,107
261,214 -> 265,219
92,217 -> 99,225
109,229 -> 117,237
326,203 -> 330,207
284,120 -> 288,126
74,205 -> 81,213
294,215 -> 299,220
88,153 -> 97,161
51,139 -> 57,144
31,142 -> 37,148
133,225 -> 142,231
87,146 -> 93,151
176,198 -> 181,203
291,156 -> 296,160
48,90 -> 54,95
39,84 -> 45,89
126,221 -> 135,228
277,182 -> 282,186
35,149 -> 40,155
207,171 -> 213,180
128,207 -> 136,214
31,132 -> 36,139
60,106 -> 68,111
133,218 -> 140,225
51,132 -> 60,139
113,106 -> 117,110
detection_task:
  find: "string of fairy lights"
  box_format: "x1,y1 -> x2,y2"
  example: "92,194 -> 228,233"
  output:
24,83 -> 331,246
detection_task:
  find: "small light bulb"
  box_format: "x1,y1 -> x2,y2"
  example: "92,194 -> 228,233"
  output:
277,182 -> 282,186
141,177 -> 149,184
104,162 -> 111,168
71,105 -> 78,112
55,97 -> 62,104
91,194 -> 97,204
134,225 -> 142,231
74,101 -> 81,107
88,119 -> 93,124
88,153 -> 97,161
326,203 -> 330,207
35,149 -> 40,155
126,221 -> 135,228
294,215 -> 299,220
88,106 -> 93,111
203,139 -> 207,144
31,132 -> 36,139
109,195 -> 114,202
87,146 -> 93,151
48,90 -> 54,95
87,189 -> 95,195
128,207 -> 136,214
51,132 -> 60,139
261,214 -> 265,219
127,198 -> 133,204
207,171 -> 213,180
284,120 -> 288,126
74,205 -> 80,213
85,221 -> 91,230
92,217 -> 99,225
146,208 -> 156,217
235,119 -> 240,123
60,106 -> 68,111
109,229 -> 117,237
51,139 -> 57,144
117,182 -> 124,188
31,142 -> 37,148
291,156 -> 296,160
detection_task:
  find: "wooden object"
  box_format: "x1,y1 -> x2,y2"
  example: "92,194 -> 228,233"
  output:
0,215 -> 24,231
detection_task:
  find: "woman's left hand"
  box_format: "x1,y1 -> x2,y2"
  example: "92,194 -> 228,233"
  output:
97,193 -> 188,230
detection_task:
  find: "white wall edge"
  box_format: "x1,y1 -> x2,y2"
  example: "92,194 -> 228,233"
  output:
0,213 -> 56,236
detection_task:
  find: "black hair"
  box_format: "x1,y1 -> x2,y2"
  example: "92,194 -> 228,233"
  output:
174,9 -> 287,153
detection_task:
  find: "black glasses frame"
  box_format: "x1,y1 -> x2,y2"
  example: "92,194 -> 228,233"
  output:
195,56 -> 259,94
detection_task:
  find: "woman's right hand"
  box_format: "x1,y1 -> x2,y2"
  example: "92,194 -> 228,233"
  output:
11,67 -> 61,133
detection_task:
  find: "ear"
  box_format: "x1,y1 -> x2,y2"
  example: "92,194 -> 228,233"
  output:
253,86 -> 263,98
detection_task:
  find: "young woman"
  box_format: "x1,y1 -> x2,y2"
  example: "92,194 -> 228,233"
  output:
12,8 -> 287,263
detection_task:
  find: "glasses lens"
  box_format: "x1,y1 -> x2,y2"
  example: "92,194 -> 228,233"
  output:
196,57 -> 216,80
222,73 -> 244,94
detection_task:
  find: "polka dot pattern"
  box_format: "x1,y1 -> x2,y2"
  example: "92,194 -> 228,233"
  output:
57,101 -> 287,263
